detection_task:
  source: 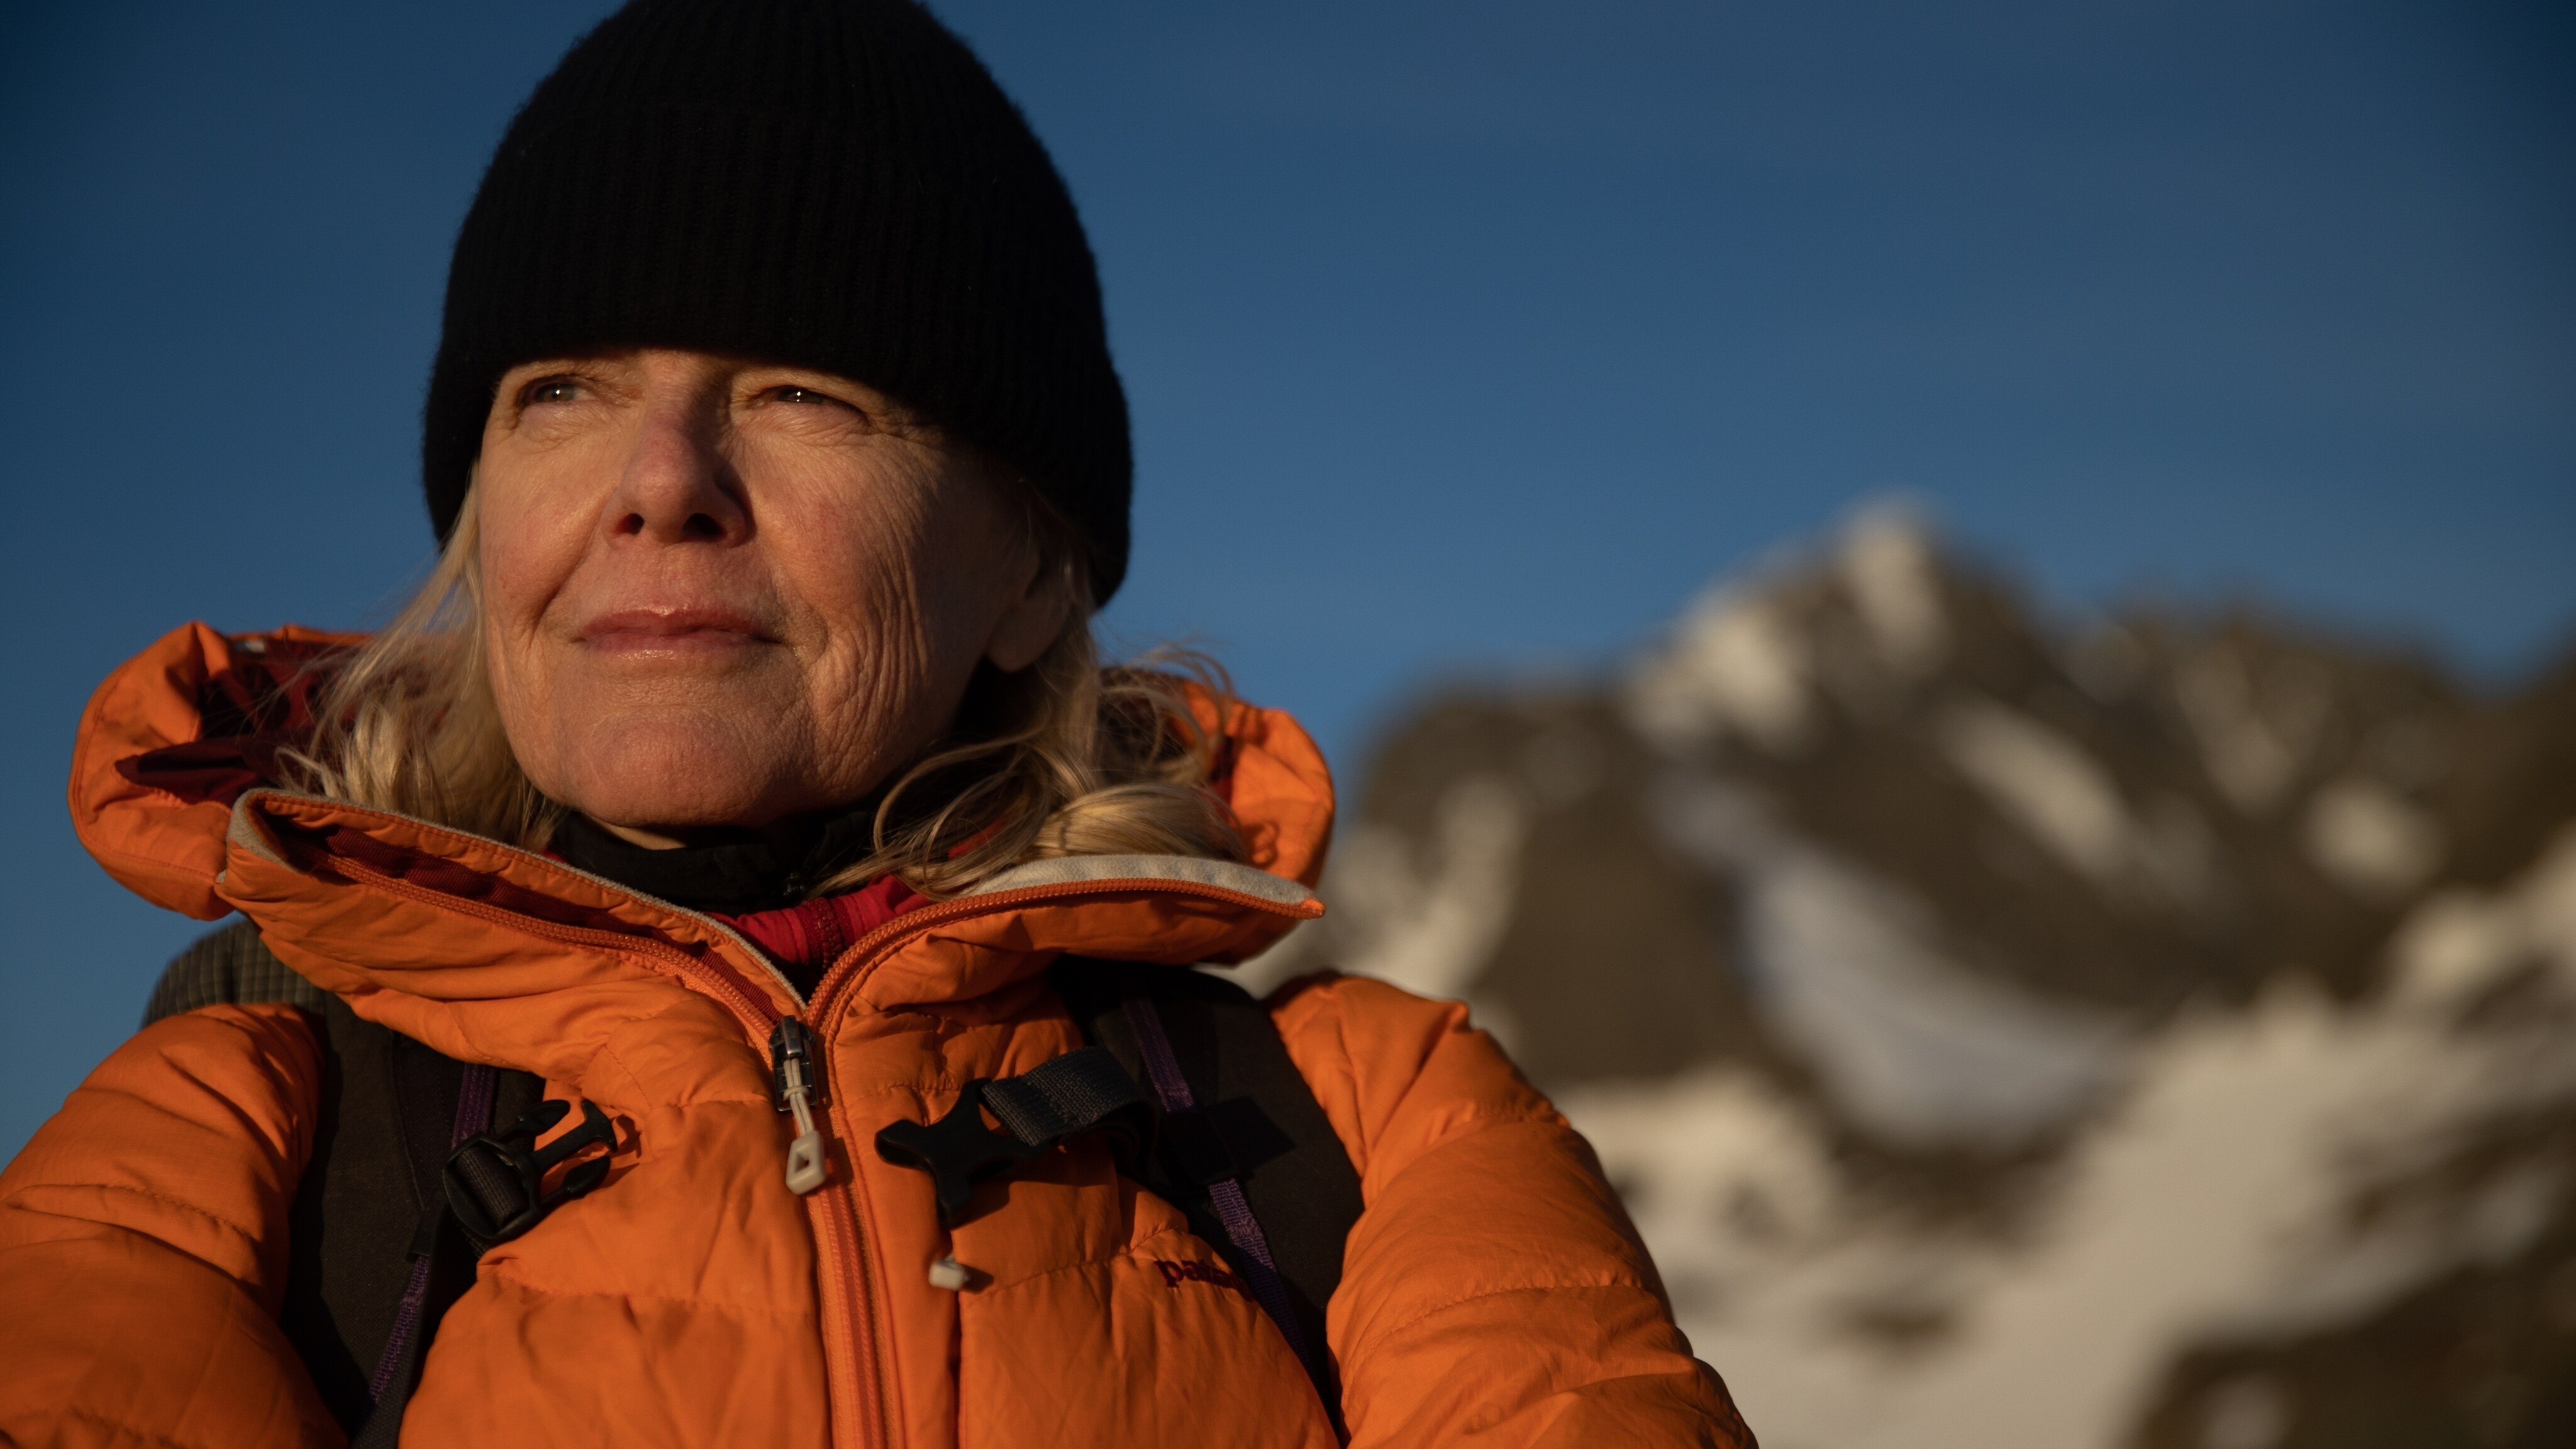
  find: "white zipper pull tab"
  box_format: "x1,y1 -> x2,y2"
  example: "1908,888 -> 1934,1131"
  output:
770,1018 -> 830,1196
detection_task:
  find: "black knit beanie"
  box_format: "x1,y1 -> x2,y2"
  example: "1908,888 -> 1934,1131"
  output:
422,0 -> 1132,601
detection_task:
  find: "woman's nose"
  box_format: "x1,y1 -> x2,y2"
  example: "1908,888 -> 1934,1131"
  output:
608,399 -> 748,544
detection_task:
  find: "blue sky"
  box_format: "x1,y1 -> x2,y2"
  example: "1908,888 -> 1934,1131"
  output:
1,1 -> 2568,1155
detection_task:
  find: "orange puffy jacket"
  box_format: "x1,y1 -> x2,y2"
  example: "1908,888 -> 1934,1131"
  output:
0,622 -> 1751,1448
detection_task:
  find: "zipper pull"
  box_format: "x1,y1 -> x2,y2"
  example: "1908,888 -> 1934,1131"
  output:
769,1017 -> 830,1196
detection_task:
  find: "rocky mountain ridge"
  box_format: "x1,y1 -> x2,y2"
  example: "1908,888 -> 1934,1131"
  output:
1245,509 -> 2576,1449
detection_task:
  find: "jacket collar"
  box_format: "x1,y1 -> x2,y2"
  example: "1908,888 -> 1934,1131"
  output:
74,622 -> 1333,1073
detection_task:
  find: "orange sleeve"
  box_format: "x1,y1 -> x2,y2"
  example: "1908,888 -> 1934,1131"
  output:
1271,974 -> 1753,1448
0,1002 -> 344,1447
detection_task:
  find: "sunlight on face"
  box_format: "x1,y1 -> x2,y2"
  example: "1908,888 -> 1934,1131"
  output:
473,349 -> 1069,840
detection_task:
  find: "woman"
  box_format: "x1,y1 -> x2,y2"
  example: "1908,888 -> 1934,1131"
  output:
0,2 -> 1748,1445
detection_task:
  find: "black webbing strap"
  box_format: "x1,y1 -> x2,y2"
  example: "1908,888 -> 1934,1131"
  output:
1052,958 -> 1364,1430
147,925 -> 543,1438
877,961 -> 1366,1427
349,1065 -> 496,1449
152,922 -> 1365,1434
874,1046 -> 1153,1225
980,1047 -> 1153,1147
1118,994 -> 1330,1404
351,1094 -> 616,1446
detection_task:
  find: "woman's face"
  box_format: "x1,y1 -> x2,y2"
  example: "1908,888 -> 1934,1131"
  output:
475,348 -> 1069,842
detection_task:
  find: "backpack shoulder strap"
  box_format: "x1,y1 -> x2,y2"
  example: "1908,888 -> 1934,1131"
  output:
146,920 -> 540,1437
1050,957 -> 1365,1420
143,916 -> 330,1026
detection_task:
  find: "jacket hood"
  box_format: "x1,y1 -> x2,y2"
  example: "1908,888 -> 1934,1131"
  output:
71,623 -> 1332,1079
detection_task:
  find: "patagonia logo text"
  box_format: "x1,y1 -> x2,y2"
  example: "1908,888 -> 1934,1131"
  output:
1153,1258 -> 1244,1292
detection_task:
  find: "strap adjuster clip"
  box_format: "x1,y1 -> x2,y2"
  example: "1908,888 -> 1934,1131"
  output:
874,1079 -> 1046,1226
442,1098 -> 616,1251
874,1045 -> 1152,1226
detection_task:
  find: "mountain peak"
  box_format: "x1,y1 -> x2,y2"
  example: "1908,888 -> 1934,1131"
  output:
1243,512 -> 2576,1448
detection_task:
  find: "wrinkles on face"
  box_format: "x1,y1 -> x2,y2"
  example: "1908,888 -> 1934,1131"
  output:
473,349 -> 1053,839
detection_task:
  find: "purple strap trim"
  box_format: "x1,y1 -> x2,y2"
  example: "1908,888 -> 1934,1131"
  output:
453,1065 -> 497,1155
367,1063 -> 497,1404
367,1257 -> 434,1402
1120,999 -> 1318,1371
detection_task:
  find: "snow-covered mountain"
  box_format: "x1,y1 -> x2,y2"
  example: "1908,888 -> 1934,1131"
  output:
1245,508 -> 2576,1449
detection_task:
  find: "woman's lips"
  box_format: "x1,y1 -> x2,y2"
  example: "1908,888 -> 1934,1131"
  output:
575,607 -> 777,655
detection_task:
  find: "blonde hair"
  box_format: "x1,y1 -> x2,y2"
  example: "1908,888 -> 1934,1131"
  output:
281,486 -> 1244,899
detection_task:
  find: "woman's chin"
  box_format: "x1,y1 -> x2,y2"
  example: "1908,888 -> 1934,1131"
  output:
565,787 -> 779,835
538,722 -> 811,832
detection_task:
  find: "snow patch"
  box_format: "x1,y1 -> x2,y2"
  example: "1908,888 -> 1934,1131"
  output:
2388,824 -> 2576,1009
1657,775 -> 2124,1146
2175,647 -> 2319,814
1319,776 -> 1527,1003
1938,698 -> 2134,885
2302,777 -> 2442,899
1628,588 -> 1813,754
1838,508 -> 1948,675
1561,1067 -> 1843,1311
1582,987 -> 2576,1449
1936,696 -> 2216,909
1566,838 -> 2576,1449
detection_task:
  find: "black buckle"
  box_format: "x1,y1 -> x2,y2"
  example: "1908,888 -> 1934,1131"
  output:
443,1098 -> 616,1250
874,1080 -> 1046,1227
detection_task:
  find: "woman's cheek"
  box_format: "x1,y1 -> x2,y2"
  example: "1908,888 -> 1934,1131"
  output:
477,552 -> 550,684
794,485 -> 931,659
479,597 -> 545,755
478,477 -> 580,638
474,512 -> 567,772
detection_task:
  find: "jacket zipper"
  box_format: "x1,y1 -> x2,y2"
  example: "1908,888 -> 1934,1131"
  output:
305,816 -> 1310,1449
780,876 -> 1321,1449
318,853 -> 906,1441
